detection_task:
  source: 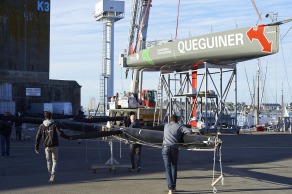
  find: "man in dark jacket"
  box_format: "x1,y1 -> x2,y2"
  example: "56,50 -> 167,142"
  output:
35,111 -> 71,183
129,113 -> 143,172
73,109 -> 85,121
0,112 -> 13,158
15,111 -> 23,141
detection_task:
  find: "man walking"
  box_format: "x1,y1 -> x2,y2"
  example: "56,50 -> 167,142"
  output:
15,111 -> 23,141
0,112 -> 13,158
129,113 -> 143,172
162,114 -> 191,194
35,111 -> 71,183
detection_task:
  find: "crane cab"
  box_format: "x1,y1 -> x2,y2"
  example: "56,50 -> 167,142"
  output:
141,90 -> 156,107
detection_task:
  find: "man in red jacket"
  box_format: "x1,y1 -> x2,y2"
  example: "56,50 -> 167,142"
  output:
35,111 -> 71,183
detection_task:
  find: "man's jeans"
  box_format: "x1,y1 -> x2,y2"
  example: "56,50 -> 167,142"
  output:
1,134 -> 10,157
130,144 -> 142,169
45,147 -> 58,181
162,146 -> 179,190
15,126 -> 22,141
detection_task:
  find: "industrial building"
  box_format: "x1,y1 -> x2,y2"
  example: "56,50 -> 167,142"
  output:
0,0 -> 81,114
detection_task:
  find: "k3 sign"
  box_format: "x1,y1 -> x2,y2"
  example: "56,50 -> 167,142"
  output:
37,0 -> 50,12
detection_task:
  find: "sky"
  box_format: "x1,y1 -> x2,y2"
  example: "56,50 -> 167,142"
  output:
49,0 -> 292,109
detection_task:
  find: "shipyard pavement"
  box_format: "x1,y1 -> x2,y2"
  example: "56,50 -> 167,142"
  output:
1,126 -> 292,194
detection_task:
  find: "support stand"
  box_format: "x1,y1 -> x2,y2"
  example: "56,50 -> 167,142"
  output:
211,137 -> 224,193
92,139 -> 132,174
105,140 -> 120,165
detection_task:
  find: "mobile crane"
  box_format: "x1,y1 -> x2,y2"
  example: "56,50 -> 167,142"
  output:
107,0 -> 162,125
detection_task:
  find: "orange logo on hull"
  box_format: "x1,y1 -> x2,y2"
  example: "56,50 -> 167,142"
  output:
246,25 -> 272,53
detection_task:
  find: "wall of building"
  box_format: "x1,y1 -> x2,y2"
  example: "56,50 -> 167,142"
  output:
0,0 -> 50,74
0,0 -> 82,114
12,79 -> 81,114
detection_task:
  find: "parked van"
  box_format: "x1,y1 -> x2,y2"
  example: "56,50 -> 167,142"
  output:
29,103 -> 53,115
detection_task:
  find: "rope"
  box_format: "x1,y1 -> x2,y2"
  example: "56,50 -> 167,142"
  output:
114,131 -> 162,148
175,0 -> 180,39
280,36 -> 292,100
281,25 -> 292,41
250,0 -> 262,21
120,130 -> 218,150
244,65 -> 253,104
58,121 -> 92,162
260,65 -> 267,105
212,135 -> 223,193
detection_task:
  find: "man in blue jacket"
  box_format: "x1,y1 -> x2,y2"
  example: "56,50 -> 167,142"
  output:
162,114 -> 192,194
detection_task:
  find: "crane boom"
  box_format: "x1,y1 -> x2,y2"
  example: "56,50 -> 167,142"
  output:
127,0 -> 139,55
110,0 -> 158,125
127,0 -> 152,95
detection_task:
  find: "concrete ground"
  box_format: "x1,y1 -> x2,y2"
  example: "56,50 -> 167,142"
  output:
1,126 -> 292,194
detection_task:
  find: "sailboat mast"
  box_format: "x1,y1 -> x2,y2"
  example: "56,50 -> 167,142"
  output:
256,60 -> 260,126
281,83 -> 284,118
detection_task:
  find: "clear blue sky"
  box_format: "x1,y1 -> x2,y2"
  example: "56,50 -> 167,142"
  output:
49,0 -> 292,108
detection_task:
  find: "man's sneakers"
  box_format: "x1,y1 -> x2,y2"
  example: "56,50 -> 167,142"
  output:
1,155 -> 11,159
132,166 -> 141,172
168,188 -> 177,194
167,187 -> 176,194
48,174 -> 55,184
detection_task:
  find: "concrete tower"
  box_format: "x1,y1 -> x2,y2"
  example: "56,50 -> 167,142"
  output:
95,0 -> 124,114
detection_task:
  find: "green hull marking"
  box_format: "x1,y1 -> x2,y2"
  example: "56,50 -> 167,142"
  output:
142,48 -> 154,65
